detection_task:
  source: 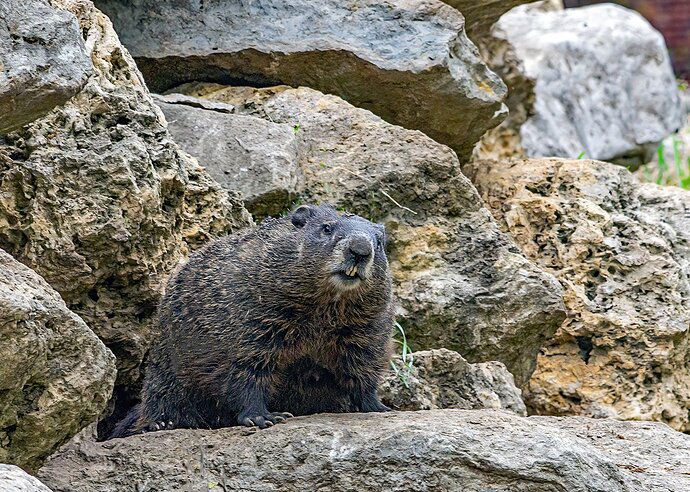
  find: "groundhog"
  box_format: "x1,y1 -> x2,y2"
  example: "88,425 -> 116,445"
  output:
110,204 -> 393,437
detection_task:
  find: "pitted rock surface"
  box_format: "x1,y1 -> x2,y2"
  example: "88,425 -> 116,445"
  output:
465,157 -> 690,431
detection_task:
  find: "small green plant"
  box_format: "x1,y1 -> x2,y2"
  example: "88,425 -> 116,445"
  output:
651,136 -> 690,189
576,151 -> 586,159
637,129 -> 690,190
293,122 -> 301,134
390,321 -> 414,388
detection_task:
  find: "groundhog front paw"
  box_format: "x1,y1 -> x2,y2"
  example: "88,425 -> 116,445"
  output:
360,400 -> 391,413
140,420 -> 175,434
239,412 -> 294,429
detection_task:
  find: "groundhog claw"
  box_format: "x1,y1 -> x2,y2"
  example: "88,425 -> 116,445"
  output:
240,412 -> 293,429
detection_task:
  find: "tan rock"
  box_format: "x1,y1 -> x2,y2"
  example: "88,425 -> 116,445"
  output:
380,348 -> 527,415
464,157 -> 690,430
93,0 -> 508,162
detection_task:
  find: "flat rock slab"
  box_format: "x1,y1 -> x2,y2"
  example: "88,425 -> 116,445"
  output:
38,410 -> 690,491
466,157 -> 690,431
94,0 -> 506,161
0,0 -> 92,133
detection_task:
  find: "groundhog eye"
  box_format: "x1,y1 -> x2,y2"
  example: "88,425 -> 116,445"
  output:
322,223 -> 333,235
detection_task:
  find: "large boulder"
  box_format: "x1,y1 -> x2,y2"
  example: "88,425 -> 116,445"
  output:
154,93 -> 300,218
38,410 -> 690,491
164,84 -> 566,386
464,157 -> 690,431
380,349 -> 527,415
0,465 -> 53,492
476,3 -> 683,166
93,0 -> 507,162
0,0 -> 92,134
0,249 -> 116,472
0,0 -> 251,437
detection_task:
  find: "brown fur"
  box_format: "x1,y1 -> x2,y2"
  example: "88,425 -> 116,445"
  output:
110,204 -> 393,437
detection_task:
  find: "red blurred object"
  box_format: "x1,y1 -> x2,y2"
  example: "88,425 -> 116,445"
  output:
563,0 -> 690,79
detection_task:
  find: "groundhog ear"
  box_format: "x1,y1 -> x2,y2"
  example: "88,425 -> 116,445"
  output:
291,205 -> 315,228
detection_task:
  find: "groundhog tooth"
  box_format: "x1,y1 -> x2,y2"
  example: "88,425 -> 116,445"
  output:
352,266 -> 358,276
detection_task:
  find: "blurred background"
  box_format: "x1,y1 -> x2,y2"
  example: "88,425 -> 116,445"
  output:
564,0 -> 689,79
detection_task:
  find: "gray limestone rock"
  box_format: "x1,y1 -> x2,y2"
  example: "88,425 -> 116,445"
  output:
0,0 -> 92,133
93,0 -> 507,161
38,410 -> 690,491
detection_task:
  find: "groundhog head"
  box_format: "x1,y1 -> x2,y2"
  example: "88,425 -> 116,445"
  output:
291,204 -> 390,293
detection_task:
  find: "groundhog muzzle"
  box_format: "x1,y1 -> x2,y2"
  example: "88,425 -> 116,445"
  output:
110,204 -> 394,437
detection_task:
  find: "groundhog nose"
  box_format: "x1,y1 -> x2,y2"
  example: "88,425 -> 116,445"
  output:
348,236 -> 373,261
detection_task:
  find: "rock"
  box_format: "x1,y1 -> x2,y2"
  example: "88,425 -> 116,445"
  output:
171,83 -> 566,385
154,94 -> 301,218
440,0 -> 537,42
0,249 -> 116,472
476,3 -> 683,165
0,0 -> 251,437
93,0 -> 507,162
0,0 -> 92,134
380,349 -> 527,415
38,410 -> 690,491
464,157 -> 690,431
0,465 -> 53,492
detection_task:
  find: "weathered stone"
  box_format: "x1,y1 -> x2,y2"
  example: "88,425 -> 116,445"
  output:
0,0 -> 92,134
0,0 -> 251,437
464,157 -> 690,431
636,111 -> 690,188
380,349 -> 526,415
0,250 -> 116,472
153,93 -> 235,114
440,0 -> 537,42
0,465 -> 53,492
93,0 -> 507,161
38,410 -> 690,491
172,84 -> 566,385
154,94 -> 301,218
476,3 -> 683,166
